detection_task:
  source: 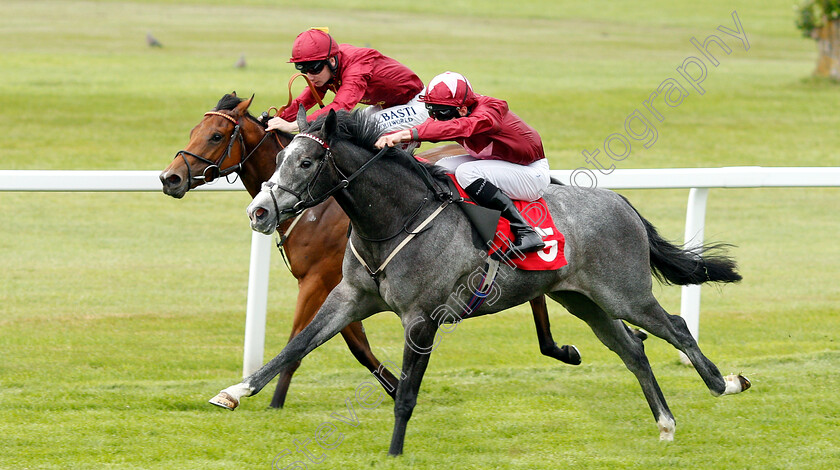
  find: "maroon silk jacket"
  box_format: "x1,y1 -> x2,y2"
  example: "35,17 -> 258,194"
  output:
279,44 -> 423,122
411,95 -> 545,165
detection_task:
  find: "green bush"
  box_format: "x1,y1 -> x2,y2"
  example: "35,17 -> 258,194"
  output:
796,0 -> 840,37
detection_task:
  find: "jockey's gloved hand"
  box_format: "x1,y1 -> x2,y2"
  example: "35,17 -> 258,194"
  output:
258,111 -> 270,128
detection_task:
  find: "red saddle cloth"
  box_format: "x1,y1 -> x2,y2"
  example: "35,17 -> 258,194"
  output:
447,174 -> 567,271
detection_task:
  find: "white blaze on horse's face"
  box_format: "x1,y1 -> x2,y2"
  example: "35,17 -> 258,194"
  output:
245,137 -> 322,234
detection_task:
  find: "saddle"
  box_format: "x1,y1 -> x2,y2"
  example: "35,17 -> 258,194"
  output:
445,176 -> 567,271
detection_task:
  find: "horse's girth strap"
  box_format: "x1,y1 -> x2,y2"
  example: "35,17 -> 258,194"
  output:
458,259 -> 499,319
349,201 -> 450,280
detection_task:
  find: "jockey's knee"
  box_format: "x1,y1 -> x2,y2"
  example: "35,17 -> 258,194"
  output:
454,165 -> 482,190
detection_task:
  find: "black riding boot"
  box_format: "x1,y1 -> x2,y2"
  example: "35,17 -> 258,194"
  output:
464,178 -> 546,253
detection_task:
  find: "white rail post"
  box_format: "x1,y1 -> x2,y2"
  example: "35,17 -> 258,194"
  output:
242,231 -> 273,378
679,187 -> 709,365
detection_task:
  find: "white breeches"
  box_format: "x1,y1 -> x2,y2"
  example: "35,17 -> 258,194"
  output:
436,155 -> 550,201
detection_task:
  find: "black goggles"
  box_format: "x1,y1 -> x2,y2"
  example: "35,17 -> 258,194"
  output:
425,104 -> 459,121
295,60 -> 327,74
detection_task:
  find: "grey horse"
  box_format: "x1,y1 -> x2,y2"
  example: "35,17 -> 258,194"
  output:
210,109 -> 750,456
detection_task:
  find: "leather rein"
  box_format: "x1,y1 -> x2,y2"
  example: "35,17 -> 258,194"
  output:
173,111 -> 267,184
174,74 -> 325,185
265,132 -> 391,217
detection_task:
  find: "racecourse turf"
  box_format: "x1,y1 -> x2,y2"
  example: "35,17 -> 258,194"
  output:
1,1 -> 838,469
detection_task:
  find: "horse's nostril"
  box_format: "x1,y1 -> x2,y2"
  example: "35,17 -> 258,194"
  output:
166,174 -> 182,186
255,208 -> 267,219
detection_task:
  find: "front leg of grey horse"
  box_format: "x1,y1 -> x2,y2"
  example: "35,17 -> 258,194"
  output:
209,284 -> 378,409
389,313 -> 438,456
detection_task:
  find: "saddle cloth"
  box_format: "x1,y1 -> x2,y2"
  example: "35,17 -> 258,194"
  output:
447,174 -> 567,271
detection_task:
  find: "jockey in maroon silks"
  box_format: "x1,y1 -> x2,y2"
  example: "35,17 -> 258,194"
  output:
375,71 -> 550,253
267,28 -> 428,150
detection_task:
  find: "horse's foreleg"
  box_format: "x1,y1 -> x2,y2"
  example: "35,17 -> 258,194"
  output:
388,315 -> 437,456
281,276 -> 398,400
529,295 -> 581,365
269,280 -> 319,408
339,322 -> 399,399
270,277 -> 331,409
210,283 -> 378,410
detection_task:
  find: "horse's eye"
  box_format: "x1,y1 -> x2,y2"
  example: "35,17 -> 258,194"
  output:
300,159 -> 312,169
210,133 -> 223,142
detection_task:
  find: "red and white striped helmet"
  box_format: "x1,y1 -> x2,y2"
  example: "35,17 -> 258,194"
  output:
289,28 -> 339,63
419,71 -> 476,107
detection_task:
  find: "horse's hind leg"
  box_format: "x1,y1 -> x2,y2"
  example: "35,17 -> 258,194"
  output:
549,291 -> 677,441
529,296 -> 581,365
270,277 -> 399,408
619,299 -> 750,397
269,331 -> 303,408
339,321 -> 399,398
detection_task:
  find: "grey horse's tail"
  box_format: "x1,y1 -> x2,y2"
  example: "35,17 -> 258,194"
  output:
619,195 -> 742,285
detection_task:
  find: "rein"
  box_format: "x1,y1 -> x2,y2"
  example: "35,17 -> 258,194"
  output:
265,133 -> 391,217
264,132 -> 454,283
174,111 -> 281,185
175,73 -> 327,186
269,73 -> 327,118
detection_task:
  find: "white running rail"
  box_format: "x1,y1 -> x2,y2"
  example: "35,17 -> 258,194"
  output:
2,167 -> 838,374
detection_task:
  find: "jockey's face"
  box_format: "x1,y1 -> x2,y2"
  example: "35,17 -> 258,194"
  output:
303,57 -> 335,87
426,104 -> 458,121
426,104 -> 470,121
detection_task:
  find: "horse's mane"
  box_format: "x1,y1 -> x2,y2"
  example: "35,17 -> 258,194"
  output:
307,110 -> 451,184
213,93 -> 263,127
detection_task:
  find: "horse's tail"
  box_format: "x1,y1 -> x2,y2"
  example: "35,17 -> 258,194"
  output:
619,195 -> 742,285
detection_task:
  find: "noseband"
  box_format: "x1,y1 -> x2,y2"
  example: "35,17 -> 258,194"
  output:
174,111 -> 278,184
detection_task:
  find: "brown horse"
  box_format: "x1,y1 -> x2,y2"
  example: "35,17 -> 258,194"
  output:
159,92 -> 581,408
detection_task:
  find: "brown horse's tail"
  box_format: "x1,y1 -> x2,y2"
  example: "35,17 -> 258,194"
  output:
618,195 -> 742,285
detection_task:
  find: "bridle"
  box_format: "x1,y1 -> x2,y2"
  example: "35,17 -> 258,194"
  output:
261,129 -> 456,283
174,111 -> 282,185
264,132 -> 390,217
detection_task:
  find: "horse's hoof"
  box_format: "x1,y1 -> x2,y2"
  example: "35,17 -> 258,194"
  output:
720,374 -> 751,395
657,416 -> 675,441
209,391 -> 239,410
562,345 -> 582,365
738,374 -> 751,392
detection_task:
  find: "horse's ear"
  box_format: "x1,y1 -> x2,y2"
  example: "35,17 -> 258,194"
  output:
230,91 -> 237,97
324,109 -> 337,141
234,94 -> 254,116
296,105 -> 307,132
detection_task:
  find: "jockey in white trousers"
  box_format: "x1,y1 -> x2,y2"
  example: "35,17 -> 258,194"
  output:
375,71 -> 549,253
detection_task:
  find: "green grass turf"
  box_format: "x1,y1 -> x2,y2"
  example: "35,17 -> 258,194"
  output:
1,1 -> 839,468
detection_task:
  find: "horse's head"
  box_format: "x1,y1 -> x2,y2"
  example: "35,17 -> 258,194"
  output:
160,92 -> 256,198
247,108 -> 341,234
